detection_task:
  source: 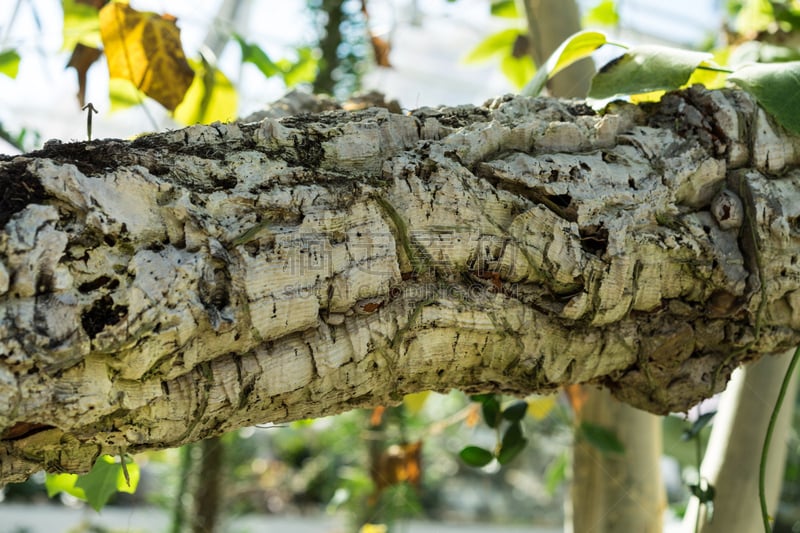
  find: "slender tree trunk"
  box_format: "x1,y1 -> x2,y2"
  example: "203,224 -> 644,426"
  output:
191,437 -> 224,533
313,0 -> 345,95
566,388 -> 665,533
2,88 -> 800,484
682,348 -> 800,532
522,0 -> 593,98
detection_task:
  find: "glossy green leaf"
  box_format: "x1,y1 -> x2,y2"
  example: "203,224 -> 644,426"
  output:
522,30 -> 608,96
583,0 -> 619,26
491,0 -> 519,18
464,28 -> 521,64
681,411 -> 716,441
459,446 -> 494,467
589,45 -> 711,99
502,400 -> 529,421
480,395 -> 501,428
497,421 -> 528,464
0,49 -> 20,78
580,421 -> 625,454
75,455 -> 140,512
729,61 -> 800,135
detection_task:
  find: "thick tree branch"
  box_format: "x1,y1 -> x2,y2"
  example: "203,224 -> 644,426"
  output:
1,87 -> 800,483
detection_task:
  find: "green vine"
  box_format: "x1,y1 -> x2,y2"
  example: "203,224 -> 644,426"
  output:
759,344 -> 800,532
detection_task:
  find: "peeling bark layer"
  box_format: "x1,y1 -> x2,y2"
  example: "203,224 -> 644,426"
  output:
1,87 -> 800,482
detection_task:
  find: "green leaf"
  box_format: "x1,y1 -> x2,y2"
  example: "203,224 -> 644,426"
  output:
459,446 -> 494,467
45,472 -> 86,500
480,395 -> 501,428
491,0 -> 519,18
681,411 -> 716,441
281,47 -> 318,87
583,0 -> 619,27
173,58 -> 238,125
62,0 -> 101,51
234,34 -> 281,78
522,30 -> 608,97
729,61 -> 800,135
0,49 -> 20,78
735,0 -> 774,35
469,394 -> 493,403
544,451 -> 568,495
497,421 -> 528,465
75,455 -> 140,512
579,421 -> 625,454
501,54 -> 536,89
44,455 -> 139,512
589,45 -> 712,99
109,77 -> 146,112
464,28 -> 521,64
502,400 -> 529,421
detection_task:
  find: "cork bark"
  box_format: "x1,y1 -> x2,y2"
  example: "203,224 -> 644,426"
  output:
1,87 -> 800,483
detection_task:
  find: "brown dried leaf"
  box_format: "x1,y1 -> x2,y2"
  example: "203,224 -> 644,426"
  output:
370,33 -> 391,68
372,441 -> 422,492
563,384 -> 588,418
99,2 -> 194,111
66,43 -> 103,107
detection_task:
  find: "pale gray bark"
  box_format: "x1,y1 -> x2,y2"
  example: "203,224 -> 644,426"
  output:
1,87 -> 800,483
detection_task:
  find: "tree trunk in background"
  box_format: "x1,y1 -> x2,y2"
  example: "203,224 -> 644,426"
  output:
2,88 -> 800,484
522,0 -> 593,98
520,3 -> 665,531
567,388 -> 665,533
191,437 -> 224,533
313,0 -> 345,95
682,348 -> 800,532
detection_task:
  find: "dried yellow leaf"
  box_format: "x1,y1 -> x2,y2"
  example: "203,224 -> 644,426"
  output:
99,2 -> 194,111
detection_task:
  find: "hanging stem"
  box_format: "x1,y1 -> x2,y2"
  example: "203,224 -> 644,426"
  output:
759,345 -> 800,532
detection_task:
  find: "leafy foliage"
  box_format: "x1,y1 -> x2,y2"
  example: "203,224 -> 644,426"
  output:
460,395 -> 532,467
578,421 -> 625,455
589,45 -> 712,99
520,29 -> 800,135
583,0 -> 619,27
729,61 -> 800,134
522,30 -> 608,96
0,49 -> 20,78
174,57 -> 238,125
464,26 -> 536,89
45,455 -> 140,511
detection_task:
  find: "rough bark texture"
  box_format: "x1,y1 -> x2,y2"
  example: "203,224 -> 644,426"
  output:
1,87 -> 800,483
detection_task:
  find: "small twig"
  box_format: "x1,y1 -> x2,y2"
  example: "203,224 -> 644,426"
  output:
119,449 -> 131,487
82,102 -> 98,141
